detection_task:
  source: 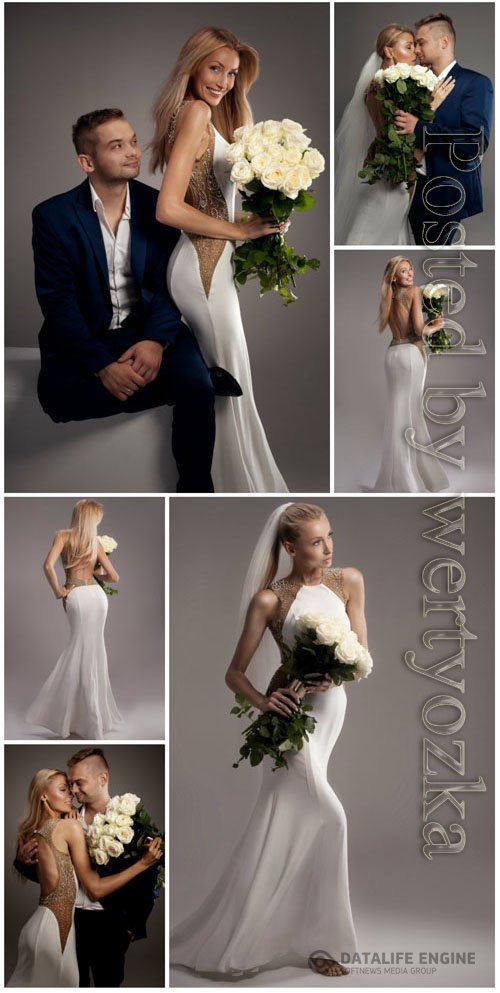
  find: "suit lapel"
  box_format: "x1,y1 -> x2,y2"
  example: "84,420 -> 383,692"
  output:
73,180 -> 109,284
129,181 -> 147,287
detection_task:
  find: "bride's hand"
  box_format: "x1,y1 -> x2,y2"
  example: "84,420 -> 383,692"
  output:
431,76 -> 455,111
304,675 -> 334,694
235,214 -> 290,241
64,808 -> 79,820
141,837 -> 163,867
423,316 -> 445,335
262,688 -> 301,716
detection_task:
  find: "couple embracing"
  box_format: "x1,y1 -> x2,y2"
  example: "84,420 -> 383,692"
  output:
8,748 -> 163,987
34,26 -> 289,494
336,12 -> 493,245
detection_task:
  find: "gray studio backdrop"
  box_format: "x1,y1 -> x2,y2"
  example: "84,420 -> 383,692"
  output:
5,2 -> 330,492
170,497 -> 493,988
334,250 -> 495,493
4,744 -> 165,987
5,497 -> 164,739
334,2 -> 495,244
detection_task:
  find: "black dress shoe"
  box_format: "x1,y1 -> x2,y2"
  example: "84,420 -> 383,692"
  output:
209,366 -> 243,397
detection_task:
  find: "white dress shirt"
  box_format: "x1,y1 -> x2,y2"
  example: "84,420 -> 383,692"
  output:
89,181 -> 139,329
417,60 -> 457,176
74,806 -> 104,911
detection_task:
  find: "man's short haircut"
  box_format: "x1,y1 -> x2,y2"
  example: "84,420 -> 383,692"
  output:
415,13 -> 456,44
72,108 -> 124,155
67,746 -> 109,774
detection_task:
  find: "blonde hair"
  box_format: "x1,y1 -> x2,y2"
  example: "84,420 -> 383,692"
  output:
376,23 -> 414,61
150,26 -> 259,172
378,256 -> 411,332
17,769 -> 67,843
63,498 -> 103,571
262,503 -> 326,589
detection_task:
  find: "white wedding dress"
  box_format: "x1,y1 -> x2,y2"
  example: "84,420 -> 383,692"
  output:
335,53 -> 413,245
8,819 -> 79,987
166,107 -> 288,493
373,297 -> 449,491
171,569 -> 358,975
26,579 -> 122,738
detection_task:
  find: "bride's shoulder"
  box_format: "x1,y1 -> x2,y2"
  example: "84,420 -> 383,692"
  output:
336,566 -> 365,595
177,99 -> 212,130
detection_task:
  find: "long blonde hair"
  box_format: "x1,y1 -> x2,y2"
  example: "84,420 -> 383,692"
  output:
376,23 -> 414,61
378,256 -> 411,332
17,769 -> 67,843
262,503 -> 325,590
63,498 -> 103,571
150,26 -> 259,172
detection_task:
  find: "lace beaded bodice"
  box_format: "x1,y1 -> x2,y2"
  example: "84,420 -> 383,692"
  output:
266,569 -> 346,694
166,102 -> 230,297
37,819 -> 76,952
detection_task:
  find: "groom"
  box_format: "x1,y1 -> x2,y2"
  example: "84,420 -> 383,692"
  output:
33,107 -> 215,492
16,747 -> 162,987
395,13 -> 493,245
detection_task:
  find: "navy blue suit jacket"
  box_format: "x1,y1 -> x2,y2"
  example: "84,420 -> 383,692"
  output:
33,179 -> 183,375
413,63 -> 493,220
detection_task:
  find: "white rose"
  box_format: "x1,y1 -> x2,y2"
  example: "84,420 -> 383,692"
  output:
397,63 -> 411,79
230,160 -> 254,184
246,134 -> 267,158
281,146 -> 303,167
281,118 -> 305,135
296,612 -> 329,633
410,64 -> 428,78
99,535 -> 117,553
261,120 -> 282,140
265,142 -> 286,162
260,163 -> 287,190
115,826 -> 135,845
281,165 -> 312,198
226,141 -> 247,165
233,125 -> 251,141
374,69 -> 384,84
92,811 -> 106,826
335,631 -> 362,664
302,147 -> 325,178
101,836 -> 125,858
250,152 -> 272,176
355,647 -> 373,679
284,132 -> 311,151
105,810 -> 119,825
119,793 -> 140,815
93,847 -> 109,866
384,65 -> 400,84
114,813 -> 134,828
106,796 -> 120,812
89,825 -> 104,842
315,618 -> 349,647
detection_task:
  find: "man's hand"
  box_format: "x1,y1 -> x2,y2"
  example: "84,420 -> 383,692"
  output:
97,361 -> 147,401
17,836 -> 39,865
117,340 -> 165,384
394,110 -> 419,135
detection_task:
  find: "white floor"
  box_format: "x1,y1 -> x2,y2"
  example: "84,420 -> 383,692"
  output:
5,700 -> 165,741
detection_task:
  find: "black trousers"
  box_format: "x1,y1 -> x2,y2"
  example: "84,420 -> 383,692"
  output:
409,174 -> 468,246
38,326 -> 215,493
74,908 -> 130,987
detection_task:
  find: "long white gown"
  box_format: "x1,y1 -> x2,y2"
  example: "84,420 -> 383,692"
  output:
373,338 -> 450,492
171,570 -> 358,975
8,819 -> 79,987
26,581 -> 122,738
167,108 -> 288,493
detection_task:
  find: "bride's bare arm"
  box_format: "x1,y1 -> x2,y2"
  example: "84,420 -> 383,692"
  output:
342,567 -> 368,649
62,820 -> 161,901
225,591 -> 301,715
155,101 -> 279,241
43,531 -> 71,599
94,541 -> 119,583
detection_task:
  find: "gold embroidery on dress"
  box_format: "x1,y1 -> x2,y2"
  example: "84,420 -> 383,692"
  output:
37,819 -> 76,953
167,104 -> 229,298
265,570 -> 346,695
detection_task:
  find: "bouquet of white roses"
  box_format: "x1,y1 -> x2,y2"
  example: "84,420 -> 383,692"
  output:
95,534 -> 118,596
231,612 -> 372,772
88,792 -> 165,887
421,282 -> 452,354
226,118 -> 325,304
358,63 -> 438,188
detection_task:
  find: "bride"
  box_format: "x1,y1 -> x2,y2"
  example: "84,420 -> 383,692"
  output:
335,23 -> 454,245
171,502 -> 367,977
373,257 -> 450,491
151,26 -> 288,493
26,499 -> 122,739
7,768 -> 161,987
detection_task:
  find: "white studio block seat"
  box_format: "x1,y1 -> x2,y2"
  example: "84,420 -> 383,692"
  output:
5,347 -> 177,492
